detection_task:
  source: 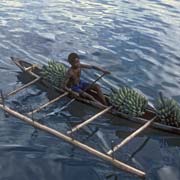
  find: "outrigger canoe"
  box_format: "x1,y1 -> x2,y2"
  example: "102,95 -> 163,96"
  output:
10,57 -> 180,135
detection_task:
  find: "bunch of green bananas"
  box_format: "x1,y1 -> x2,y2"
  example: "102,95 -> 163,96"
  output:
156,96 -> 180,127
109,87 -> 147,117
41,61 -> 67,87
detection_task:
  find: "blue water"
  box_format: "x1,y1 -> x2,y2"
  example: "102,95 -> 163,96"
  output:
0,0 -> 180,179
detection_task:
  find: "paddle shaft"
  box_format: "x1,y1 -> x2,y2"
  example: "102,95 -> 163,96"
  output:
80,72 -> 107,94
67,72 -> 107,105
64,72 -> 107,95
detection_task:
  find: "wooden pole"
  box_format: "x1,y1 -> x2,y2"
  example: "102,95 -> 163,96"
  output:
27,92 -> 68,115
28,71 -> 41,79
6,77 -> 41,98
107,116 -> 156,155
0,104 -> 145,178
67,106 -> 112,134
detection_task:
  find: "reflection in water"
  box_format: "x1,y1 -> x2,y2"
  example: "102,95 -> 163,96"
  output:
157,165 -> 180,180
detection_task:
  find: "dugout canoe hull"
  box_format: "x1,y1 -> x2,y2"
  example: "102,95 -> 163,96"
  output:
11,57 -> 180,135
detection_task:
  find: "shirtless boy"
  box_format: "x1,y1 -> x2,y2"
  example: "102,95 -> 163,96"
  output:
63,53 -> 110,105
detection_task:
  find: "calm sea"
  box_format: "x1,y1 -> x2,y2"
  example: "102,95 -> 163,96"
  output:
0,0 -> 180,180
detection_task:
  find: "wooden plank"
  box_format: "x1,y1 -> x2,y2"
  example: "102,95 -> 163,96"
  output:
0,104 -> 145,178
67,106 -> 112,134
6,77 -> 41,98
27,92 -> 69,115
107,116 -> 156,155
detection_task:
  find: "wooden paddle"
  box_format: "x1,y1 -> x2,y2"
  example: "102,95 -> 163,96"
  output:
84,72 -> 108,91
64,72 -> 108,108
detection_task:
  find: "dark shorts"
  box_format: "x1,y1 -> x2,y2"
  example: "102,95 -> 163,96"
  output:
71,80 -> 89,93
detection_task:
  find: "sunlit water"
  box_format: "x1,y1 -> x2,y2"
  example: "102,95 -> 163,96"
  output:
0,0 -> 180,180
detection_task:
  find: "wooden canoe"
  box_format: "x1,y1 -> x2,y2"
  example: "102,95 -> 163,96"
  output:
10,57 -> 180,135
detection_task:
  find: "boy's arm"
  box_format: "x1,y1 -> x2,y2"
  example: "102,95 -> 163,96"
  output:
81,64 -> 110,74
62,71 -> 72,92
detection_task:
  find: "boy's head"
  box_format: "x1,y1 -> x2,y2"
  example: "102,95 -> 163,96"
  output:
68,53 -> 80,68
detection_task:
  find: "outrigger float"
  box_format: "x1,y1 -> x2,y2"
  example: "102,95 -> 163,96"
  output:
0,57 -> 180,178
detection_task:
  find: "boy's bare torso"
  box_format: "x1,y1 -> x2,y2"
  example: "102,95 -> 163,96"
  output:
66,66 -> 81,87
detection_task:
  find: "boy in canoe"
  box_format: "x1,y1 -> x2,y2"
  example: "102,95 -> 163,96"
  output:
63,53 -> 110,105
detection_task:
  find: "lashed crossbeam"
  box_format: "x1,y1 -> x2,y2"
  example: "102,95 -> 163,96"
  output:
27,92 -> 69,115
107,116 -> 156,155
6,77 -> 41,98
0,104 -> 145,178
24,64 -> 38,72
67,106 -> 112,134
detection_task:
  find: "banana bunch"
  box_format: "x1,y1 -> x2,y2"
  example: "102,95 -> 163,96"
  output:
109,87 -> 147,117
41,61 -> 67,87
156,96 -> 180,127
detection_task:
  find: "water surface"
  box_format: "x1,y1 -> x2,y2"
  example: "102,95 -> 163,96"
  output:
0,0 -> 180,179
